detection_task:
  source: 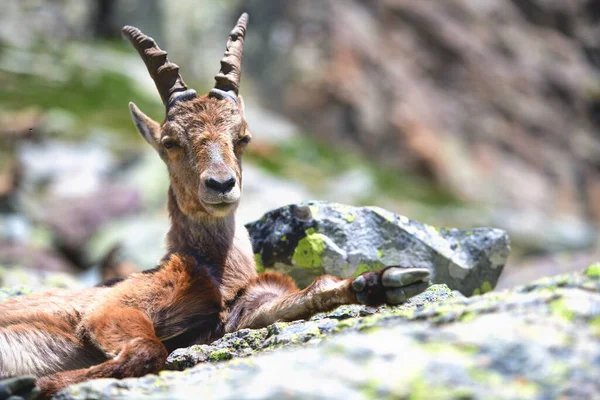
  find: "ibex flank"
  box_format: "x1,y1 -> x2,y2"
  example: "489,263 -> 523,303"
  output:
0,13 -> 431,398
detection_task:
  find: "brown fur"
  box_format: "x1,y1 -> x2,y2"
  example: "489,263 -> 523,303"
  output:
0,21 -> 418,399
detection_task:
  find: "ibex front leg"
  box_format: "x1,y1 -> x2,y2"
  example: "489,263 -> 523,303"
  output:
36,307 -> 167,399
230,267 -> 430,331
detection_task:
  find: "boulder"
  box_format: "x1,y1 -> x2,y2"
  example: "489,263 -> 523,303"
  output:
54,264 -> 600,399
246,201 -> 510,296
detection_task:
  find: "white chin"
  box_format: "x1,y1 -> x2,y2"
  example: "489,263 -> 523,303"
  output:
203,201 -> 237,217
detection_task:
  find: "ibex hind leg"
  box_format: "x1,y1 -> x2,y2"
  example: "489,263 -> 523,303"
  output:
231,266 -> 431,331
0,328 -> 104,379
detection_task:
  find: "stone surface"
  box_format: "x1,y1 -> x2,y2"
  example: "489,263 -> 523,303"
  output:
246,201 -> 510,296
52,265 -> 600,400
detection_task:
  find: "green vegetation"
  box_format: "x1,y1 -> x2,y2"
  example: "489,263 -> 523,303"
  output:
208,348 -> 233,362
292,228 -> 326,269
550,297 -> 576,322
246,135 -> 460,207
0,41 -> 162,146
585,262 -> 600,279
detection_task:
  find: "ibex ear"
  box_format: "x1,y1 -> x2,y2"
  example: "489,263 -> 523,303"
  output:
129,102 -> 161,147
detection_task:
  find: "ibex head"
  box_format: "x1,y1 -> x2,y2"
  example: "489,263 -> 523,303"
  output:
123,13 -> 251,219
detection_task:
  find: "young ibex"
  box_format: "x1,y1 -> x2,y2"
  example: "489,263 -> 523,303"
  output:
0,14 -> 431,398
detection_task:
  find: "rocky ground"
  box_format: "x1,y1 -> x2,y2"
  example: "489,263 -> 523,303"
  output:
1,264 -> 598,399
6,263 -> 584,399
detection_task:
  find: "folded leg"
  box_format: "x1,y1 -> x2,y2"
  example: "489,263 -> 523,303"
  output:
36,307 -> 167,399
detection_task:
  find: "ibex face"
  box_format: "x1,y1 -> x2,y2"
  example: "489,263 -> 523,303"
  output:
124,14 -> 251,218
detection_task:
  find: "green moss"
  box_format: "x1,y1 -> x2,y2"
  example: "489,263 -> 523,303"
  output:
280,235 -> 287,242
377,249 -> 384,259
359,379 -> 384,399
292,228 -> 326,269
585,263 -> 600,279
254,253 -> 265,274
208,348 -> 233,362
245,329 -> 268,348
356,263 -> 375,275
550,298 -> 575,321
426,284 -> 453,294
460,311 -> 477,323
335,318 -> 360,332
472,288 -> 481,296
468,368 -> 504,387
344,213 -> 356,223
0,64 -> 162,144
409,376 -> 474,400
480,281 -> 493,294
353,261 -> 387,277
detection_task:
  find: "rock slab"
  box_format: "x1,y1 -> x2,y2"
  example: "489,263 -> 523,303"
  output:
55,264 -> 600,400
246,201 -> 510,296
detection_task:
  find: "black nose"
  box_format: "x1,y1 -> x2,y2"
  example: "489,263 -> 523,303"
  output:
205,176 -> 236,193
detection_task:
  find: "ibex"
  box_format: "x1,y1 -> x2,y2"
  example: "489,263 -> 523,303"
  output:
0,14 -> 431,398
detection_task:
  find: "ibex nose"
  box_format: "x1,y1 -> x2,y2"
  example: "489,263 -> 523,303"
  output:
205,176 -> 236,194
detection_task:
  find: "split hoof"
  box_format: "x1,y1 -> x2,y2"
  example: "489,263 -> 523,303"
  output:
352,266 -> 431,306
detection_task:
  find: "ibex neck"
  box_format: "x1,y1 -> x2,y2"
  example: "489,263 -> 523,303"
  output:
165,187 -> 236,263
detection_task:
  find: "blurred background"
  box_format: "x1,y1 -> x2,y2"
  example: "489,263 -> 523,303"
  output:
0,0 -> 598,290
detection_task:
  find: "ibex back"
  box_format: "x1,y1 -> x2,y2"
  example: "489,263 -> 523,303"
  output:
0,14 -> 431,398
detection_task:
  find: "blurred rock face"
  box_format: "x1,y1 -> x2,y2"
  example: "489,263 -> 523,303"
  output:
242,0 -> 600,227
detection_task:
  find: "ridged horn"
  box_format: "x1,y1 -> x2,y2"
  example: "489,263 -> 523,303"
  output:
211,13 -> 249,99
122,25 -> 196,108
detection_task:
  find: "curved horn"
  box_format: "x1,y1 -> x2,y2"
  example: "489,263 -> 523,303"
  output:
122,26 -> 196,108
211,13 -> 249,99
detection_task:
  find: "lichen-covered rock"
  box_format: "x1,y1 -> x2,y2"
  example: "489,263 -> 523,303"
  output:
246,201 -> 510,296
166,284 -> 456,371
0,285 -> 32,302
0,265 -> 82,293
55,266 -> 600,400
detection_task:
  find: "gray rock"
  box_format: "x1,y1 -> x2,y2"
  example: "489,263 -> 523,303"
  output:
246,201 -> 510,296
0,285 -> 32,302
165,283 -> 457,371
55,265 -> 600,400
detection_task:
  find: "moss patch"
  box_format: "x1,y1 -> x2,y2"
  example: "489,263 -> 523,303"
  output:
254,253 -> 265,273
292,228 -> 326,269
585,263 -> 600,279
208,349 -> 233,362
480,281 -> 493,294
550,297 -> 575,321
344,213 -> 356,223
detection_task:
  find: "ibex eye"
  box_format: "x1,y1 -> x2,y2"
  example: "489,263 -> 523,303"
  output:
162,137 -> 178,149
239,136 -> 251,145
